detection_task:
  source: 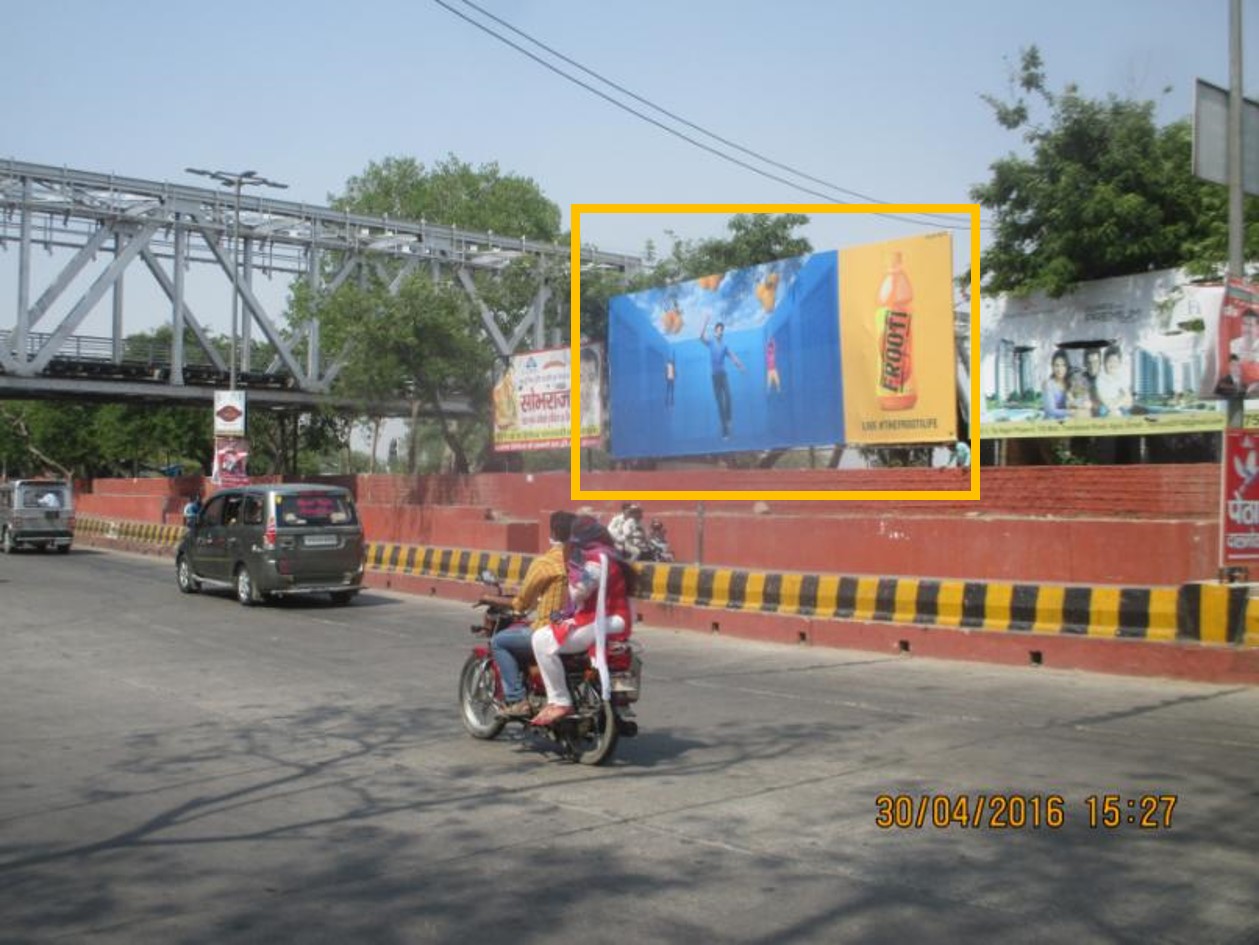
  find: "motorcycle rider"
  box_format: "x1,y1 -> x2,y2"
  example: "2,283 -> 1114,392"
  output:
530,514 -> 636,727
646,518 -> 674,562
609,502 -> 649,561
489,510 -> 576,718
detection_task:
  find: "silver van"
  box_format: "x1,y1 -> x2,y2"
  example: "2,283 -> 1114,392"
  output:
0,479 -> 74,553
175,483 -> 365,606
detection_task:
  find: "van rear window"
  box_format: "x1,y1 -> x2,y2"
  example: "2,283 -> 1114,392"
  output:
20,486 -> 68,510
275,493 -> 357,528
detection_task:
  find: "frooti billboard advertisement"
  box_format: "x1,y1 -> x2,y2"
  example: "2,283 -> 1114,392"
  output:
608,251 -> 843,459
979,269 -> 1225,438
492,344 -> 603,451
839,232 -> 958,445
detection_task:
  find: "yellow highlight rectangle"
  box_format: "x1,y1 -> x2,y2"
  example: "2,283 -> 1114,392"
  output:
569,203 -> 981,502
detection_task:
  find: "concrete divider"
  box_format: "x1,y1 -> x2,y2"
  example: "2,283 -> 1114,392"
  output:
73,517 -> 1258,655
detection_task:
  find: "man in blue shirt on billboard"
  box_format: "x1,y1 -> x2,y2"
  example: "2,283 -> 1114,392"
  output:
700,314 -> 746,440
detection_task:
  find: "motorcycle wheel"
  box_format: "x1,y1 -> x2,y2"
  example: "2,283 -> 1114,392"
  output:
458,655 -> 506,740
562,682 -> 619,766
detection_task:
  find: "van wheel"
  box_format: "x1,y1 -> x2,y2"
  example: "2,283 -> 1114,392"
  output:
235,564 -> 261,606
177,555 -> 201,593
1,527 -> 13,554
56,544 -> 71,555
329,590 -> 358,606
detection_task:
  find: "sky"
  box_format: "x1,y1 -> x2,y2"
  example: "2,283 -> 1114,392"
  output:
0,0 -> 1253,346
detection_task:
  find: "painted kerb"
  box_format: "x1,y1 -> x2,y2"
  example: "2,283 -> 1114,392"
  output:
74,518 -> 1252,646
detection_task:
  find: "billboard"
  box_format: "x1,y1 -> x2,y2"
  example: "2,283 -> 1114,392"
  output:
1222,428 -> 1259,564
213,390 -> 246,437
979,270 -> 1225,438
493,343 -> 602,451
840,232 -> 957,445
212,436 -> 249,487
1204,275 -> 1259,397
608,251 -> 844,458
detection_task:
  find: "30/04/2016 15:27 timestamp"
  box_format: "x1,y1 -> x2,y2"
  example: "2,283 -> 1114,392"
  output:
874,793 -> 1178,830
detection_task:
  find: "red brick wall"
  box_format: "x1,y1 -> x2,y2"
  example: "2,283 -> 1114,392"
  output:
74,465 -> 1222,585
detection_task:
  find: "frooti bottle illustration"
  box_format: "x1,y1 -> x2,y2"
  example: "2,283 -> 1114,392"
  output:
875,251 -> 917,410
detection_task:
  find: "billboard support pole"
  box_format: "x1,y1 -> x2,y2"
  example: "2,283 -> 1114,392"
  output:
696,501 -> 705,566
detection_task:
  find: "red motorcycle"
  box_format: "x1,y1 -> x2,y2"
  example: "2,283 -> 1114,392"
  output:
458,578 -> 642,765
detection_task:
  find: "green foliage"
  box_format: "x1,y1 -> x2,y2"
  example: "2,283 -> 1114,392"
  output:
972,46 -> 1259,296
331,154 -> 561,242
0,400 -> 211,478
313,154 -> 569,472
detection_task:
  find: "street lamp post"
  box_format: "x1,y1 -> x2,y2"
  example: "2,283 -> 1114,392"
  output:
185,168 -> 287,389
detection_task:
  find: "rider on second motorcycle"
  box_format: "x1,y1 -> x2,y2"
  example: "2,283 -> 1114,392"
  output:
489,510 -> 576,719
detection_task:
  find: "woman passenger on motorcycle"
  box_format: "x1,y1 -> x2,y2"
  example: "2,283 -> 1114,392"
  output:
491,510 -> 576,718
529,514 -> 636,727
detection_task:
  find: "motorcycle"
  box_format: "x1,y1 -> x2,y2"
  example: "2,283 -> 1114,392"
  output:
458,573 -> 642,765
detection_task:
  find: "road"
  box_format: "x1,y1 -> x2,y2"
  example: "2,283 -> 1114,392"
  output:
1,547 -> 1257,945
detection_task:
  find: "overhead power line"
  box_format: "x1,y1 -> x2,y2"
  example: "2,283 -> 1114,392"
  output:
432,0 -> 978,232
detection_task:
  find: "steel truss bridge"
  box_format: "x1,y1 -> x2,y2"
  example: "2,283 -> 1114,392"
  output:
0,159 -> 641,412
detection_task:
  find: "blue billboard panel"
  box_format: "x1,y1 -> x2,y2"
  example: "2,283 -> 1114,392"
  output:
608,251 -> 844,459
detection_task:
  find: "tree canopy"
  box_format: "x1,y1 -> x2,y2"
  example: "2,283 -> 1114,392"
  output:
332,154 -> 562,242
971,46 -> 1259,297
310,154 -> 564,472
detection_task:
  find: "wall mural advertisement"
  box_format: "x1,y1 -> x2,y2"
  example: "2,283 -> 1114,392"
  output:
839,232 -> 958,445
492,344 -> 603,452
608,251 -> 844,459
978,269 -> 1226,438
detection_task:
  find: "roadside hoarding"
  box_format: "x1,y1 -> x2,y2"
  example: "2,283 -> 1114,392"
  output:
839,232 -> 957,445
492,344 -> 602,452
213,390 -> 246,437
1222,428 -> 1259,565
979,270 -> 1225,438
608,251 -> 844,458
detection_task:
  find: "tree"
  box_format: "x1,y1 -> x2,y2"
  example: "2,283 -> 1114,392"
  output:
332,155 -> 561,242
310,155 -> 565,473
972,46 -> 1259,296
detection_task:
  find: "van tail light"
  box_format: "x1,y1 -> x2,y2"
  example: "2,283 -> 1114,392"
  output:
263,517 -> 277,550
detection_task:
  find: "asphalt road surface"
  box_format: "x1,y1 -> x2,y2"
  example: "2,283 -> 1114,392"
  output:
2,547 -> 1258,945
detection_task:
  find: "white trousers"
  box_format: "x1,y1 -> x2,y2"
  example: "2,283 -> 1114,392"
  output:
531,622 -> 598,707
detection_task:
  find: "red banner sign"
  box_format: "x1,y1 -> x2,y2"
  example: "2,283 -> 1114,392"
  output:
1221,428 -> 1259,563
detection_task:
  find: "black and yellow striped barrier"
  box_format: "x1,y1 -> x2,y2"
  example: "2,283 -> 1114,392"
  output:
78,516 -> 184,546
78,521 -> 1257,647
366,541 -> 1256,647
